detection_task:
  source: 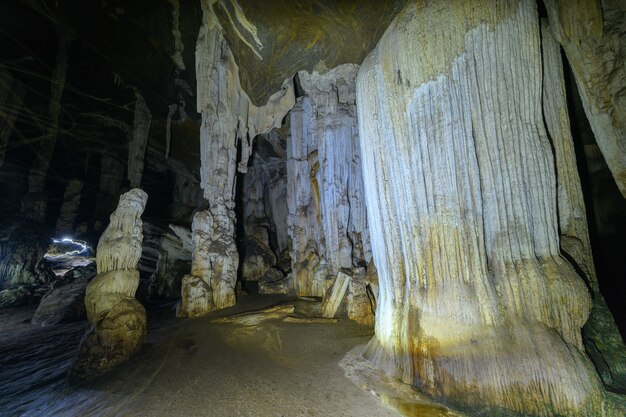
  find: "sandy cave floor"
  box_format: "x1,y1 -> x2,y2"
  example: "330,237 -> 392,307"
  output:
0,295 -> 414,417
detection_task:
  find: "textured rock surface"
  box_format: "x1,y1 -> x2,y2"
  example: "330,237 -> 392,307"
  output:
544,0 -> 626,197
0,220 -> 53,305
31,264 -> 96,326
150,225 -> 192,299
55,179 -> 83,235
71,189 -> 147,379
541,19 -> 626,392
215,0 -> 407,104
179,0 -> 295,317
321,269 -> 374,326
287,65 -> 371,297
356,1 -> 606,415
127,91 -> 152,189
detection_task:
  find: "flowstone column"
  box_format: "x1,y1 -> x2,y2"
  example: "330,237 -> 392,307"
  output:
287,64 -> 372,297
356,1 -> 605,416
178,0 -> 294,317
70,189 -> 148,379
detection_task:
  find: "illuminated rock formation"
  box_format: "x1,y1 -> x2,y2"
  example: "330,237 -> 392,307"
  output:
287,65 -> 371,297
71,189 -> 147,378
356,1 -> 606,415
178,0 -> 294,317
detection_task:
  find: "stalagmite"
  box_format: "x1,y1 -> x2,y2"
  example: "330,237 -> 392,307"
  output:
543,0 -> 626,197
356,1 -> 605,415
178,0 -> 294,317
0,69 -> 25,169
128,90 -> 152,189
55,179 -> 83,235
287,65 -> 372,297
71,189 -> 148,378
541,19 -> 626,390
28,33 -> 71,194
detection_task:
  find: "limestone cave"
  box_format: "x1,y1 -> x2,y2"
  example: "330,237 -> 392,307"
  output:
1,1 -> 625,416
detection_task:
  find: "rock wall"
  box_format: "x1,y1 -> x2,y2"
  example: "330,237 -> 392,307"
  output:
71,189 -> 147,379
356,1 -> 605,415
287,65 -> 371,297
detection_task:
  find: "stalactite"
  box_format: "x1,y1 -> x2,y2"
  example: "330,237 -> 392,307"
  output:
71,189 -> 148,379
55,179 -> 83,235
178,0 -> 294,317
128,90 -> 152,189
356,1 -> 606,415
0,69 -> 25,169
287,65 -> 371,297
28,33 -> 71,194
541,19 -> 626,392
543,0 -> 626,197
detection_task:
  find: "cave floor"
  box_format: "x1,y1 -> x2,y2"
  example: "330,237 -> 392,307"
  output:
0,295 -> 407,417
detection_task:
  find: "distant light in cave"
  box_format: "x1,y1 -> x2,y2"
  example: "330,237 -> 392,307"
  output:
44,237 -> 91,260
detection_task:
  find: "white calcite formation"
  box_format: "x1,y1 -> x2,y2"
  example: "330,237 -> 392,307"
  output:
543,0 -> 626,198
71,189 -> 148,378
287,64 -> 371,298
178,0 -> 294,317
128,90 -> 152,189
356,1 -> 606,416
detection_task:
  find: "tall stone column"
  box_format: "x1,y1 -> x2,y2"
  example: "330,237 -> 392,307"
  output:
287,64 -> 371,297
356,1 -> 605,415
178,0 -> 294,317
70,189 -> 148,379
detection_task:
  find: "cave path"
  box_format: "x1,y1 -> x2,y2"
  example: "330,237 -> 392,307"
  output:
0,295 -> 402,417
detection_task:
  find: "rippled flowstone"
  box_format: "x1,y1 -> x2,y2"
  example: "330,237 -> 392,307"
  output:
69,189 -> 148,380
356,1 -> 609,415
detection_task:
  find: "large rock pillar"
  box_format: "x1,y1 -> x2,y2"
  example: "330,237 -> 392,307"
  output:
178,0 -> 294,317
287,65 -> 372,297
356,1 -> 605,415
